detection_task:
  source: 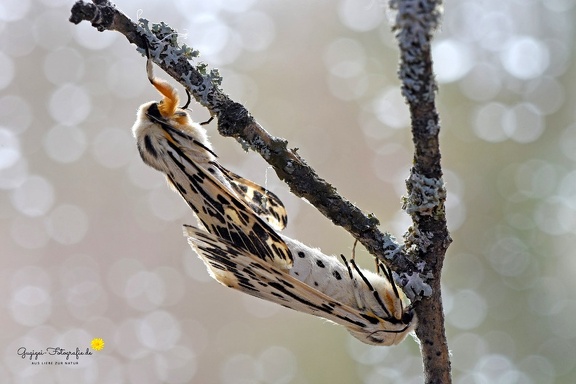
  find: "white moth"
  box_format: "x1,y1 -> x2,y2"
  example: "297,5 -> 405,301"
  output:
184,225 -> 416,346
132,56 -> 416,345
132,57 -> 291,269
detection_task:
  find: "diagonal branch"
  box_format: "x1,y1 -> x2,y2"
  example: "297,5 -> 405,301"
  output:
69,0 -> 430,297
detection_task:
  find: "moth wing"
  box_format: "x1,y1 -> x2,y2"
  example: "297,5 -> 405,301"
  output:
214,164 -> 287,231
161,129 -> 292,269
184,225 -> 379,339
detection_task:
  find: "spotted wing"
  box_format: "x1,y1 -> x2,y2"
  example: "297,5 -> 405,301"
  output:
137,120 -> 293,269
183,225 -> 412,345
213,164 -> 287,231
163,141 -> 292,269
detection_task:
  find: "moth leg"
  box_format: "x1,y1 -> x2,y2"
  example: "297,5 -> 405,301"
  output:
200,116 -> 214,126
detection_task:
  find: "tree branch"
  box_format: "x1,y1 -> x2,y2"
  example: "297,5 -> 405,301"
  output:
391,0 -> 452,382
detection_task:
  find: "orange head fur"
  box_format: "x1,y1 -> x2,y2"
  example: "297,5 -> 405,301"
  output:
146,58 -> 180,119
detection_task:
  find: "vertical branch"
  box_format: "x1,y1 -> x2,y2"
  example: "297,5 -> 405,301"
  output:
390,0 -> 452,382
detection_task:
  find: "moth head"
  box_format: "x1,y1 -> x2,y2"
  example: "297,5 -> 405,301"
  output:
145,58 -> 192,127
348,309 -> 417,346
147,58 -> 179,115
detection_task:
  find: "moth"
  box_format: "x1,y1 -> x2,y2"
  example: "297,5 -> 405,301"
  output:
132,54 -> 416,345
132,56 -> 291,269
184,225 -> 416,346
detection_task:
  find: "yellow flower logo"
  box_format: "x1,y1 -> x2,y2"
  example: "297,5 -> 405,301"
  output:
90,338 -> 105,351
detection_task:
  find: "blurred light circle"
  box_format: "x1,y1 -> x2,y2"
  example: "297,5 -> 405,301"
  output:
338,0 -> 384,31
66,281 -> 107,320
73,21 -> 118,50
92,127 -> 134,169
0,127 -> 20,170
225,0 -> 257,12
327,74 -> 369,101
0,19 -> 36,57
108,258 -> 144,296
10,175 -> 54,217
0,95 -> 33,134
487,236 -> 531,277
125,271 -> 166,311
476,12 -> 514,52
534,196 -> 575,235
559,124 -> 576,162
372,87 -> 410,129
10,216 -> 49,250
501,36 -> 550,79
10,285 -> 52,326
258,346 -> 297,383
43,125 -> 87,163
241,295 -> 280,318
138,310 -> 181,351
0,0 -> 30,22
127,158 -> 165,190
459,63 -> 502,101
433,39 -> 474,83
185,15 -> 236,64
324,38 -> 366,78
115,319 -> 147,359
472,102 -> 508,142
43,47 -> 85,85
502,102 -> 544,143
558,170 -> 576,209
447,290 -> 487,330
33,10 -> 72,50
523,76 -> 564,115
49,83 -> 91,126
538,338 -> 576,376
45,204 -> 89,245
220,354 -> 259,384
519,355 -> 556,384
237,11 -> 276,52
155,346 -> 198,384
0,52 -> 15,90
147,187 -> 188,221
0,156 -> 28,190
514,159 -> 556,199
106,58 -> 149,99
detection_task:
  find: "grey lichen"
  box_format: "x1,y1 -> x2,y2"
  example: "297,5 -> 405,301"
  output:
249,136 -> 271,160
137,18 -> 221,107
394,270 -> 433,300
284,160 -> 295,174
390,0 -> 442,104
402,172 -> 446,216
404,226 -> 434,253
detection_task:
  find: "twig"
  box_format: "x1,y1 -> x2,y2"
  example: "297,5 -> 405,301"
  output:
391,0 -> 452,382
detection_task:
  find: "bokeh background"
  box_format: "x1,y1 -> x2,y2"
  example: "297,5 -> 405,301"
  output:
1,0 -> 575,382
